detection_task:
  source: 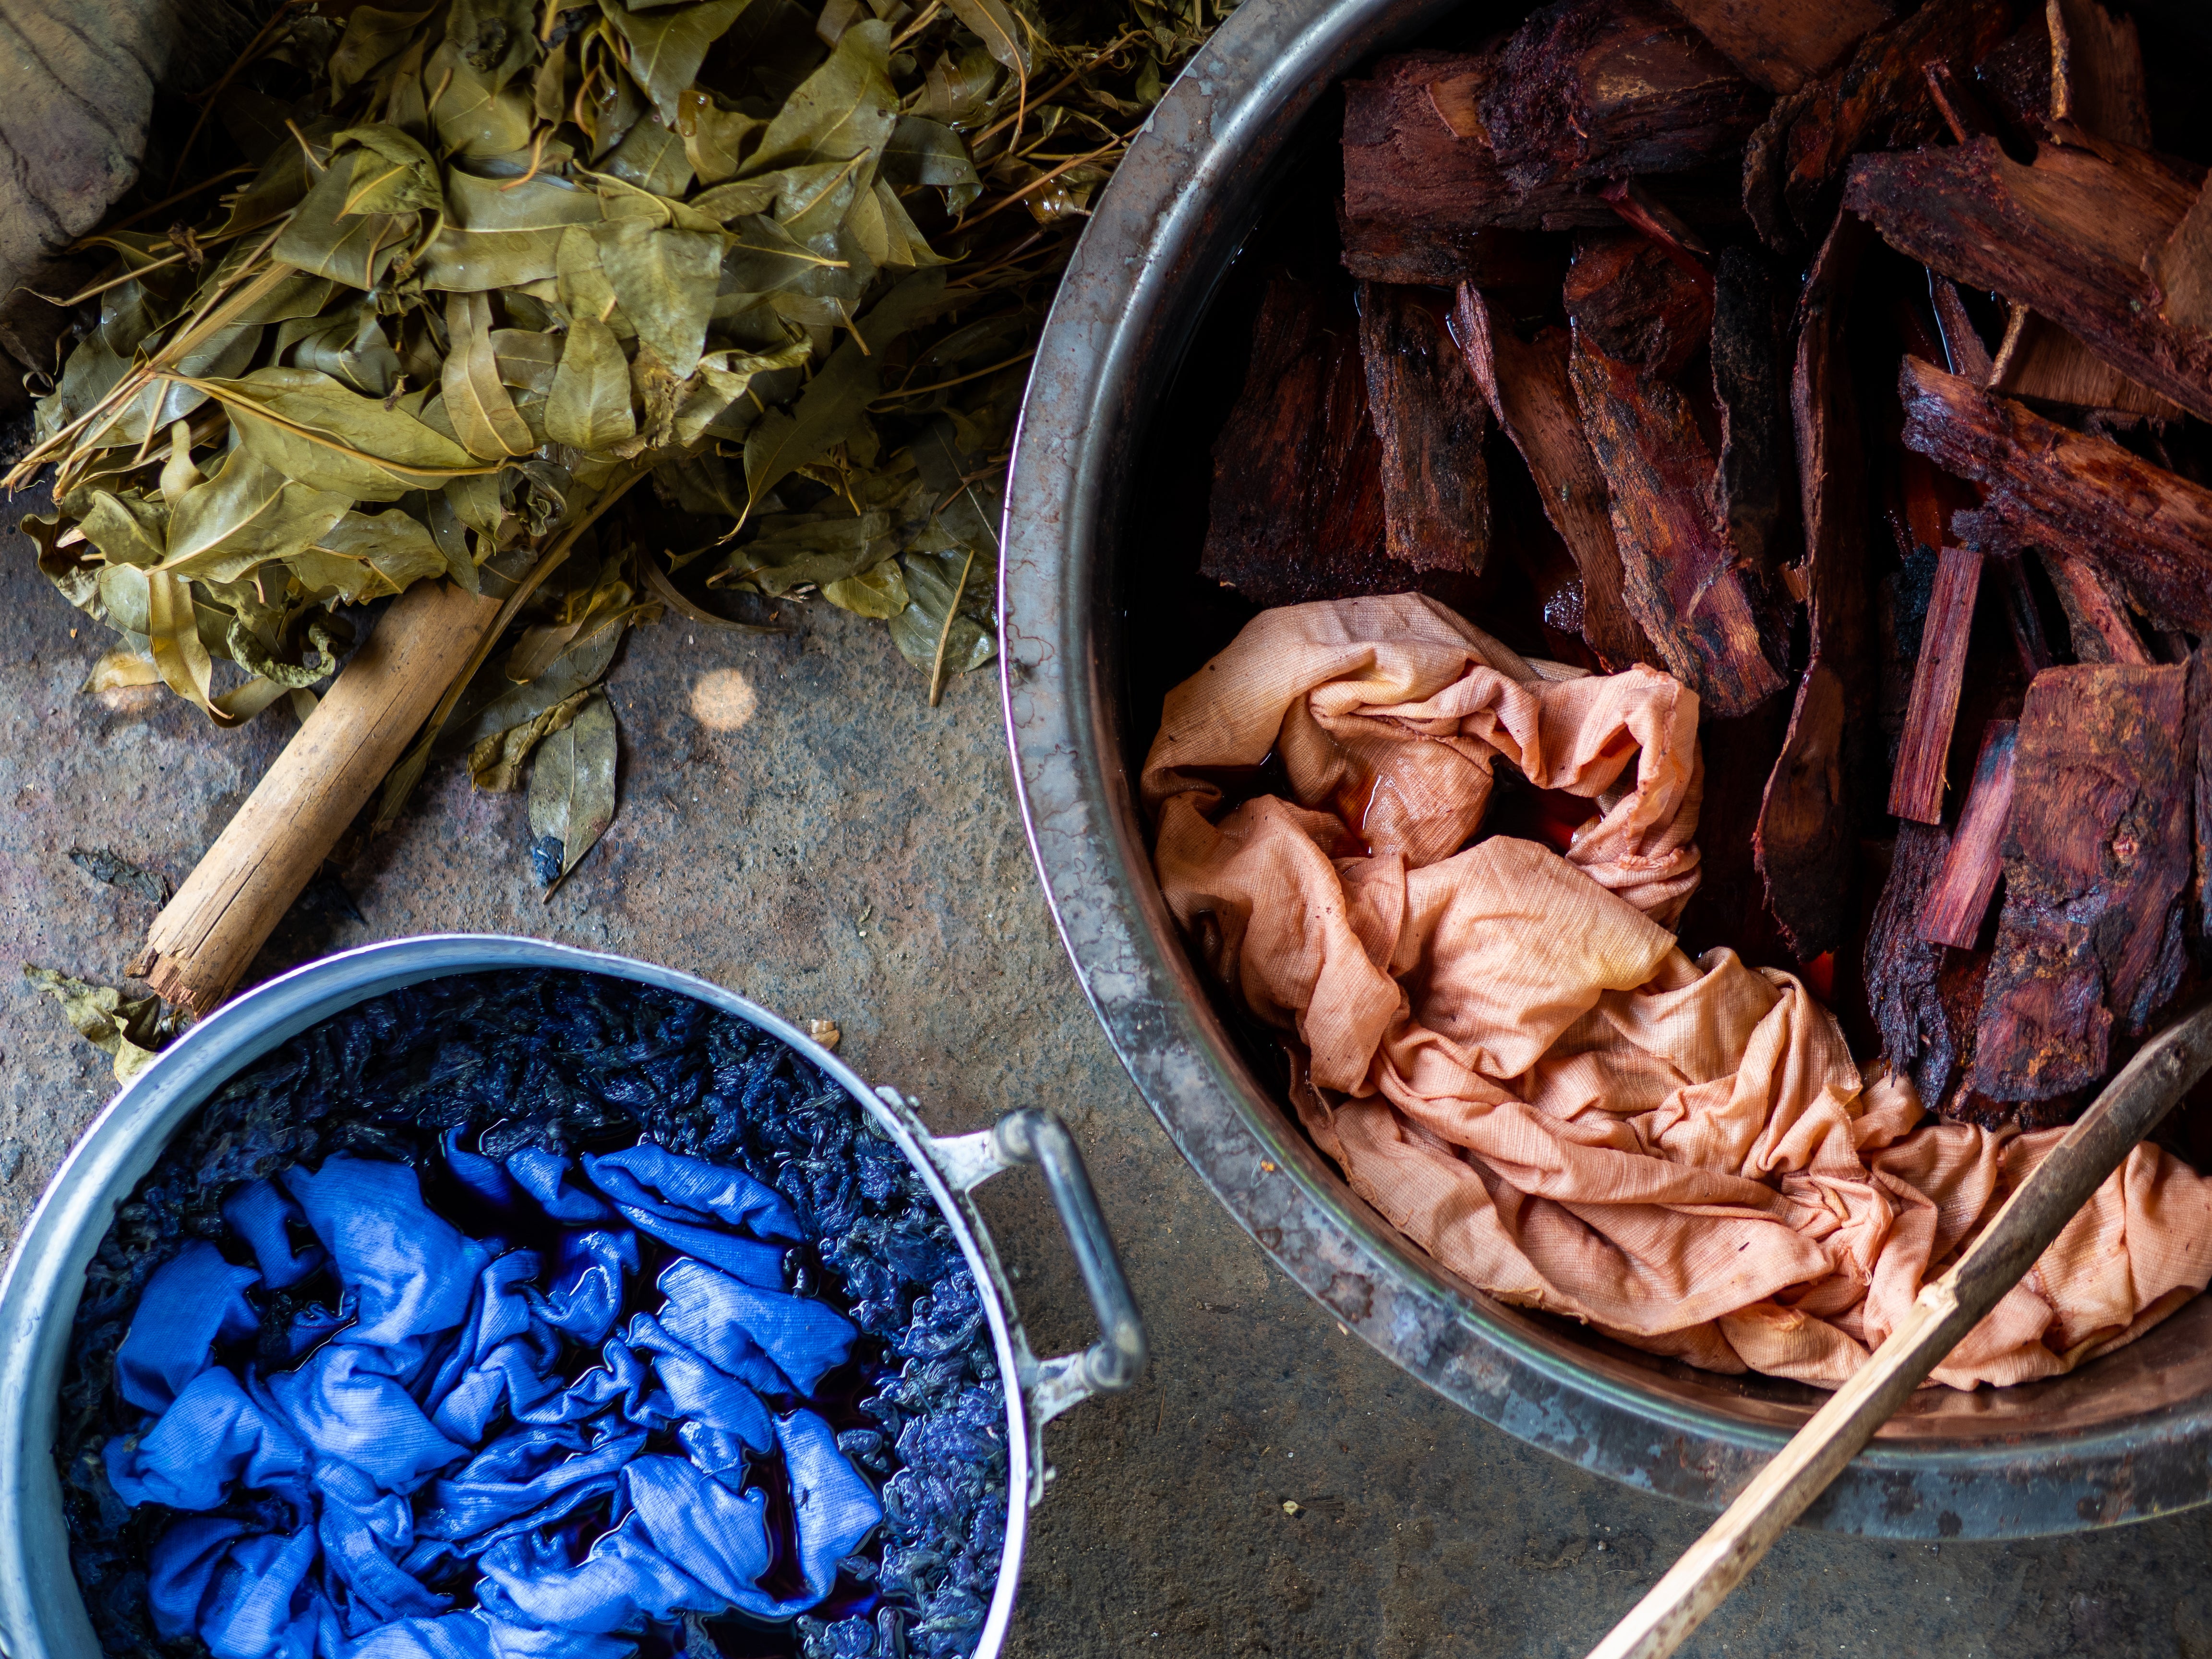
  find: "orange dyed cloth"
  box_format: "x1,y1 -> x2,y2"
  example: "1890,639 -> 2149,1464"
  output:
1143,595 -> 2212,1388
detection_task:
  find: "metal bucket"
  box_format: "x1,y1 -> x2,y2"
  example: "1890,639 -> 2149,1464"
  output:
999,0 -> 2212,1538
0,935 -> 1144,1659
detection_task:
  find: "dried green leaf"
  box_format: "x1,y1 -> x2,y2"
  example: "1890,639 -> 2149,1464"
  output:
22,964 -> 169,1082
156,453 -> 342,585
943,0 -> 1031,75
272,161 -> 413,290
142,567 -> 217,712
888,547 -> 994,676
745,18 -> 897,175
444,291 -> 537,458
602,0 -> 756,124
738,269 -> 945,519
605,116 -> 698,197
881,114 -> 983,210
528,688 -> 618,885
331,5 -> 438,98
84,648 -> 160,693
422,169 -> 602,290
79,492 -> 170,569
446,0 -> 539,91
226,612 -> 341,688
725,510 -> 897,593
446,614 -> 625,749
921,42 -> 1000,123
594,218 -> 724,378
288,508 -> 448,601
277,300 -> 402,397
428,42 -> 537,157
673,338 -> 811,445
200,367 -> 490,500
680,92 -> 764,184
821,558 -> 909,618
333,123 -> 444,215
469,685 -> 591,790
547,313 -> 639,452
848,180 -> 947,270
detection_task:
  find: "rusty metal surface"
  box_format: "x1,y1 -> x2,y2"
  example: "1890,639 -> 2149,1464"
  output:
997,0 -> 2212,1540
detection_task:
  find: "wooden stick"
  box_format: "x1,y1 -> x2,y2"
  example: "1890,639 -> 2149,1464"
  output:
1918,719 -> 2018,949
130,580 -> 504,1016
1887,543 -> 1981,824
1584,998 -> 2212,1659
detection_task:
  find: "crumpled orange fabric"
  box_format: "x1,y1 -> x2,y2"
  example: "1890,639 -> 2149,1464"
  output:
1143,594 -> 2212,1388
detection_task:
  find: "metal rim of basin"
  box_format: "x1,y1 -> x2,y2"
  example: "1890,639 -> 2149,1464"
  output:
996,0 -> 2212,1538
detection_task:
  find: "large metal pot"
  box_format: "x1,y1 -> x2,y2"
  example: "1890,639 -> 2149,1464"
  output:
0,935 -> 1144,1659
999,0 -> 2212,1538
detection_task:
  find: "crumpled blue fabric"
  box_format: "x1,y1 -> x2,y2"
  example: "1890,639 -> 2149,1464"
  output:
105,1142 -> 882,1659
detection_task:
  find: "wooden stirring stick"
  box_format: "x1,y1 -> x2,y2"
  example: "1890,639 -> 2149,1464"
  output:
1587,999 -> 2212,1659
130,580 -> 504,1018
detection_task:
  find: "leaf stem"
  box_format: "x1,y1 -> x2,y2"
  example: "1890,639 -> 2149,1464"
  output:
926,546 -> 976,707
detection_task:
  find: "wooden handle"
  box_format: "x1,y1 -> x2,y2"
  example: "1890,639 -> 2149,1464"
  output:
1586,999 -> 2212,1659
131,579 -> 503,1017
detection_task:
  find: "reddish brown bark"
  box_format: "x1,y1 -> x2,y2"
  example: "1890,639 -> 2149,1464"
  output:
1897,359 -> 2212,634
1919,719 -> 2018,950
1755,658 -> 1851,956
1868,819 -> 1985,1114
1356,283 -> 1491,575
1712,246 -> 1790,578
1971,663 -> 2193,1102
1455,289 -> 1655,669
1846,136 -> 2212,422
1340,50 -> 1615,256
1888,544 -> 1982,825
1570,338 -> 1789,717
1480,0 -> 1767,194
2049,0 -> 2151,149
1660,0 -> 1893,96
1562,233 -> 1714,380
2041,553 -> 2152,665
1198,276 -> 1398,608
1742,0 -> 2013,248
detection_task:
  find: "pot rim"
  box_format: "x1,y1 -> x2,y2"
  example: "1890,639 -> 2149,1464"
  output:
996,0 -> 2212,1538
0,934 -> 1035,1659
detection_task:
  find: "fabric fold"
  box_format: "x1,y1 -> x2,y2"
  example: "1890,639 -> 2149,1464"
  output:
1149,596 -> 2212,1388
104,1142 -> 884,1659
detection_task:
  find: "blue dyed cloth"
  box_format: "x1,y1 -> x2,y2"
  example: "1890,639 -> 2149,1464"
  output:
104,1146 -> 883,1659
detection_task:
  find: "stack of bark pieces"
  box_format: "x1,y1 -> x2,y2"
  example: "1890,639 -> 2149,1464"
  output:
1196,0 -> 2212,1130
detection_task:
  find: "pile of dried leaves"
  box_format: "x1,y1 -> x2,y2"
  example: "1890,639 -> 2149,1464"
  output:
12,0 -> 1222,885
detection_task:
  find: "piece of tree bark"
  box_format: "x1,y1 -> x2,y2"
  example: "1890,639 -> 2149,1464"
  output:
1996,556 -> 2056,677
1988,310 -> 2187,419
1562,232 -> 1715,380
1455,288 -> 1656,669
1972,663 -> 2193,1102
1569,336 -> 1787,717
1897,358 -> 2212,634
1660,0 -> 1893,96
1600,178 -> 1715,261
2049,0 -> 2151,149
1752,222 -> 1861,955
1741,0 -> 2014,249
1340,213 -> 1561,289
1200,275 -> 1400,608
1889,544 -> 1982,825
1712,245 -> 1791,577
2041,551 -> 2152,664
1974,10 -> 2056,133
2148,178 -> 2212,341
1755,659 -> 1850,956
1357,282 -> 1490,575
1869,819 -> 1987,1114
1676,696 -> 1797,968
1481,0 -> 1768,195
1919,719 -> 2018,949
131,579 -> 506,1016
1847,134 -> 2212,423
1342,50 -> 1615,245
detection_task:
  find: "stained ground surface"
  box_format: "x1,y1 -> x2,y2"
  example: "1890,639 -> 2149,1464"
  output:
6,498 -> 2212,1659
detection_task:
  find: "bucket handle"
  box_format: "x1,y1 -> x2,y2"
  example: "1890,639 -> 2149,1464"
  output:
922,1106 -> 1147,1426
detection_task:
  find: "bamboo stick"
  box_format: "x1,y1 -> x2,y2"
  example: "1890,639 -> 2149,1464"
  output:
1583,998 -> 2212,1659
129,579 -> 504,1016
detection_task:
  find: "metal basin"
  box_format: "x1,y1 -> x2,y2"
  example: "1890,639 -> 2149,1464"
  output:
999,0 -> 2212,1537
0,935 -> 1144,1659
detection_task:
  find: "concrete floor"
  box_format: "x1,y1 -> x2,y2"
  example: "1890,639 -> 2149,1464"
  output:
6,506 -> 2212,1659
